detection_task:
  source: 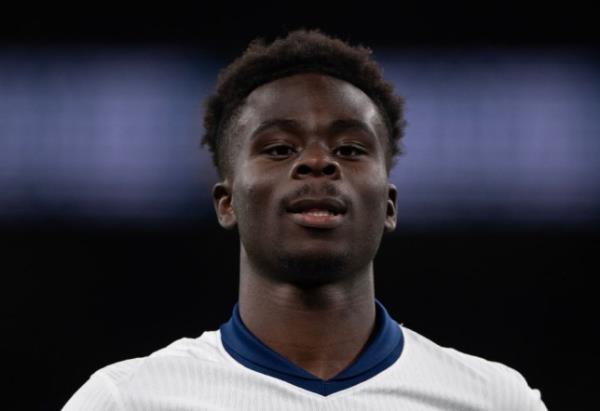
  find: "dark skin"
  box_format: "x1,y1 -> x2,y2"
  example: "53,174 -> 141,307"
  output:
213,73 -> 398,380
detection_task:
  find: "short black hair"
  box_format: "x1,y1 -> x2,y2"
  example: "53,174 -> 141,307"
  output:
202,29 -> 406,177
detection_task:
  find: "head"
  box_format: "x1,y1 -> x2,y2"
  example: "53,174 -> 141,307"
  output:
203,30 -> 406,286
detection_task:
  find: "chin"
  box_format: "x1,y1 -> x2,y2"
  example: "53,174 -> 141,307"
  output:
273,251 -> 354,287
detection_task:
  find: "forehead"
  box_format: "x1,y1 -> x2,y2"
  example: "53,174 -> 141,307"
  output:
235,73 -> 386,137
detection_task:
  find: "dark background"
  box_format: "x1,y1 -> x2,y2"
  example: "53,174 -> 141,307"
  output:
2,2 -> 598,410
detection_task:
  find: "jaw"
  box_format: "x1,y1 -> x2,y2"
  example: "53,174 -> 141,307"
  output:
238,223 -> 380,289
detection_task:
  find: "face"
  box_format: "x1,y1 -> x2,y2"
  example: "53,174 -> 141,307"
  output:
213,73 -> 397,286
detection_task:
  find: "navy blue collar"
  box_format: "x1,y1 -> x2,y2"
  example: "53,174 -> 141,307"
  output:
220,300 -> 404,396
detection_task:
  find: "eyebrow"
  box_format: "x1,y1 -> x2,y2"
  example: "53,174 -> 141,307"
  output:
250,118 -> 378,141
250,118 -> 302,140
329,118 -> 377,141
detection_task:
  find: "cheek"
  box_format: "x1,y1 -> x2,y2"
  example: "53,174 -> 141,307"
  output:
355,170 -> 389,216
363,188 -> 389,224
232,168 -> 278,224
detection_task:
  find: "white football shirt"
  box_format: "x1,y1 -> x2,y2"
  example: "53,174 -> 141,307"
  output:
63,301 -> 547,410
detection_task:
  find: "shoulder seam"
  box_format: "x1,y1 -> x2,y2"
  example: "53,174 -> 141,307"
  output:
96,370 -> 128,411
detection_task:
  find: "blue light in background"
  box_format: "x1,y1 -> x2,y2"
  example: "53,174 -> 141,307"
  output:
384,49 -> 600,227
1,47 -> 599,227
0,48 -> 219,220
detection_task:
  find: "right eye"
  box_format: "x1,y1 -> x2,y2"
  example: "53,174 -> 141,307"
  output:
263,145 -> 296,158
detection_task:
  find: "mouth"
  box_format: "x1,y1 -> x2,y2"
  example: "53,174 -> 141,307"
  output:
285,198 -> 347,229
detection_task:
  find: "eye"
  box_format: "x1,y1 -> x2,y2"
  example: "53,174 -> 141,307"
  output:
335,145 -> 367,158
263,144 -> 297,158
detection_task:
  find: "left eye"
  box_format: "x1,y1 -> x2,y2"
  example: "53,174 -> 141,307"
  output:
262,144 -> 297,159
335,145 -> 366,157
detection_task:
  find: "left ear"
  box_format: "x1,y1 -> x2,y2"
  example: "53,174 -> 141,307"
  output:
384,183 -> 398,233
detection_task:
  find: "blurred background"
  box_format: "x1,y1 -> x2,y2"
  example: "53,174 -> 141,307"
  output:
2,2 -> 598,409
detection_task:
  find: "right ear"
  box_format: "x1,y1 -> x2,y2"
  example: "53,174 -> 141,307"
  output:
212,180 -> 237,230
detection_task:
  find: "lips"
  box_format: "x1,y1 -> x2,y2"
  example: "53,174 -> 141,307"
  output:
285,198 -> 347,229
286,198 -> 347,215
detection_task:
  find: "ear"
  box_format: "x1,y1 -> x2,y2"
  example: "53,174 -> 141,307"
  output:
384,183 -> 398,233
212,180 -> 237,230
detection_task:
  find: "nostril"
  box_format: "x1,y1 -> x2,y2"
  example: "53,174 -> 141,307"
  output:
297,164 -> 312,175
323,164 -> 337,175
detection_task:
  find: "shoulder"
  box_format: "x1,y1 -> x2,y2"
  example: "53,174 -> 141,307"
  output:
62,331 -> 223,410
106,331 -> 224,385
398,326 -> 547,411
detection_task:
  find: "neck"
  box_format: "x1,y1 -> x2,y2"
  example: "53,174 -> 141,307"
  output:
238,248 -> 376,380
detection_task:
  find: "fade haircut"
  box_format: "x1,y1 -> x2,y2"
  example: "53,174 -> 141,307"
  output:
201,29 -> 406,178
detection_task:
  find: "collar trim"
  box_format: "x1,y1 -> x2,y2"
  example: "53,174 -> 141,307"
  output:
220,300 -> 404,396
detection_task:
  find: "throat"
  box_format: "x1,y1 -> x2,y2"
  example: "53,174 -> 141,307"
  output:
237,247 -> 378,380
238,287 -> 377,380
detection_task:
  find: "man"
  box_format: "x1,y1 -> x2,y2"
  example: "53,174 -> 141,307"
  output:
64,30 -> 547,410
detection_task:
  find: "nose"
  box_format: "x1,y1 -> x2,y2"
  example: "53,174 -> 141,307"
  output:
291,143 -> 341,180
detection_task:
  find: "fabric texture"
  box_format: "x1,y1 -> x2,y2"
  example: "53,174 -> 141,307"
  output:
63,304 -> 547,410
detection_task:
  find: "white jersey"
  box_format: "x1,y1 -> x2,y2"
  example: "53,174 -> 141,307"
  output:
63,303 -> 547,411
